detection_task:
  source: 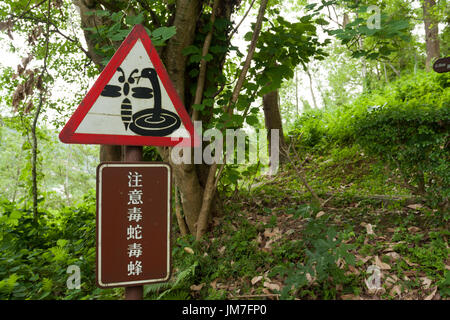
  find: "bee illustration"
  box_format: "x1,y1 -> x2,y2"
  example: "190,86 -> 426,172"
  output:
100,66 -> 181,137
101,67 -> 155,130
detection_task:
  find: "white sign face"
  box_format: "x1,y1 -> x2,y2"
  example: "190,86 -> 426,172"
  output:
75,39 -> 189,139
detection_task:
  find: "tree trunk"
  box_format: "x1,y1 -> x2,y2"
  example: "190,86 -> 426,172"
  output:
262,90 -> 288,163
295,68 -> 299,116
305,68 -> 318,109
422,0 -> 440,71
75,0 -> 238,236
157,0 -> 205,235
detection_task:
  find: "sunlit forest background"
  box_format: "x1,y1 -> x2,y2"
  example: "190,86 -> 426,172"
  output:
0,0 -> 448,300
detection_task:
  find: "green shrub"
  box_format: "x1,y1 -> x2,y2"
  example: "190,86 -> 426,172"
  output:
353,73 -> 449,210
290,109 -> 329,150
274,218 -> 356,299
0,192 -> 121,300
289,71 -> 449,210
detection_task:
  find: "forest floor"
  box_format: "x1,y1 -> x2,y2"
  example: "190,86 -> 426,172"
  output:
165,150 -> 450,300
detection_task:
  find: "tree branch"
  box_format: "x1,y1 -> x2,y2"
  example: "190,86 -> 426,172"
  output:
13,0 -> 47,21
31,0 -> 51,223
9,13 -> 93,64
196,0 -> 269,241
192,0 -> 221,122
282,136 -> 323,206
227,0 -> 256,41
136,0 -> 161,28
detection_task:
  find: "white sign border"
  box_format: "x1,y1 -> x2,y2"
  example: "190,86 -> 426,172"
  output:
97,162 -> 171,288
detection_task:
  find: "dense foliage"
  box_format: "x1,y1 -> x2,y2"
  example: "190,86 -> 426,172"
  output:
0,193 -> 106,299
289,71 -> 450,210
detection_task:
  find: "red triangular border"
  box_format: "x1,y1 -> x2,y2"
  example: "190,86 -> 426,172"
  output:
59,24 -> 198,147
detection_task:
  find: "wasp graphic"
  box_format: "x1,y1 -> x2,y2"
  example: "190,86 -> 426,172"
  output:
101,67 -> 181,137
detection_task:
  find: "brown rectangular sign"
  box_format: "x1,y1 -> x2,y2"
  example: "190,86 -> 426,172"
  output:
433,57 -> 450,73
96,162 -> 171,288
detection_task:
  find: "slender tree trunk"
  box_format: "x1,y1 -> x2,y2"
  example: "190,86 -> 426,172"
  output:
262,90 -> 288,163
159,0 -> 205,235
305,68 -> 318,109
64,146 -> 71,205
295,68 -> 299,116
31,0 -> 51,223
11,152 -> 23,203
195,0 -> 270,240
423,0 -> 440,71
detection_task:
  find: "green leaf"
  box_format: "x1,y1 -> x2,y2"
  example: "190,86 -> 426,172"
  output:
111,12 -> 123,23
152,26 -> 177,41
202,53 -> 213,62
126,13 -> 144,26
182,45 -> 201,56
109,29 -> 131,41
203,98 -> 214,107
192,103 -> 204,111
189,54 -> 202,64
246,115 -> 259,126
95,10 -> 111,17
244,31 -> 253,41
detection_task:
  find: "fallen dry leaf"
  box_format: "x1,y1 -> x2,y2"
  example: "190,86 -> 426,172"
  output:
190,283 -> 205,291
407,204 -> 423,210
305,272 -> 316,285
348,265 -> 361,276
385,274 -> 399,288
385,252 -> 401,261
424,287 -> 437,300
365,223 -> 375,235
366,285 -> 386,296
408,226 -> 421,233
256,233 -> 263,244
403,258 -> 419,267
263,281 -> 280,291
264,239 -> 275,250
251,276 -> 263,285
420,277 -> 432,289
285,229 -> 295,236
316,211 -> 326,218
403,270 -> 417,277
335,258 -> 345,269
184,247 -> 194,254
264,227 -> 282,239
210,279 -> 218,289
356,255 -> 373,264
375,256 -> 391,270
262,288 -> 271,295
390,285 -> 402,297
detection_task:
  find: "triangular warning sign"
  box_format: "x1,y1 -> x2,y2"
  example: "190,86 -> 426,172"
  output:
59,24 -> 198,147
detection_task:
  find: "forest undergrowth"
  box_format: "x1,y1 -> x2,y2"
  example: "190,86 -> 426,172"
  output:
0,143 -> 449,300
167,150 -> 449,301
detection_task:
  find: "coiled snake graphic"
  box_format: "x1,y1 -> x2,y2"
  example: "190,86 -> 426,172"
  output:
101,67 -> 181,136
